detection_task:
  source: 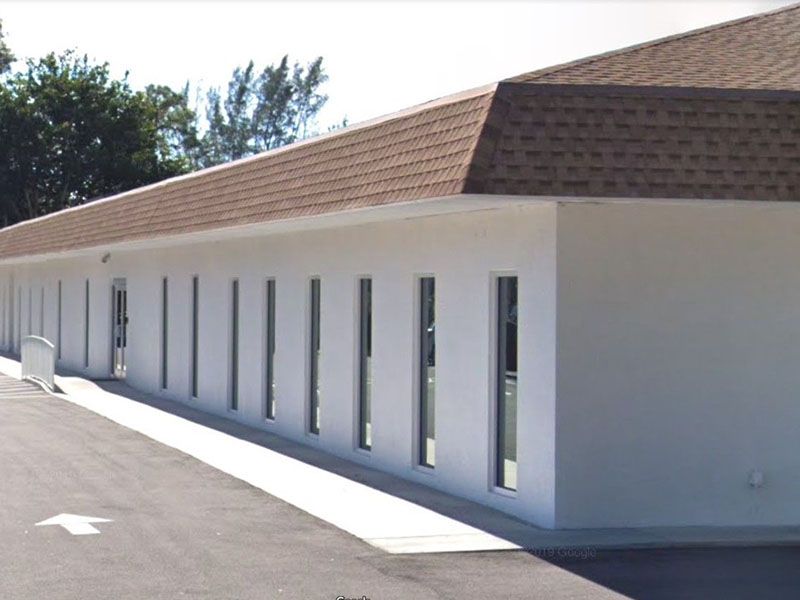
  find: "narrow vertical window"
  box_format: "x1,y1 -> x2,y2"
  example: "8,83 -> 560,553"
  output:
4,287 -> 8,346
265,279 -> 276,420
16,287 -> 21,349
3,287 -> 8,346
1,287 -> 6,346
358,278 -> 372,450
496,276 -> 518,491
161,277 -> 168,389
308,278 -> 321,434
39,287 -> 44,336
57,281 -> 62,359
230,279 -> 239,410
84,279 -> 90,368
191,275 -> 199,398
418,277 -> 436,468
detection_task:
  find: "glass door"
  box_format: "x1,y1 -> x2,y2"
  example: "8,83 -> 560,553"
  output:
111,278 -> 127,378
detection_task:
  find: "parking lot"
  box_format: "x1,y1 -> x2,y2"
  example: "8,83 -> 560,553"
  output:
2,375 -> 800,599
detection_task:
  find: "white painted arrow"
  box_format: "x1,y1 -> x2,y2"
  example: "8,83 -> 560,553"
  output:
35,513 -> 113,535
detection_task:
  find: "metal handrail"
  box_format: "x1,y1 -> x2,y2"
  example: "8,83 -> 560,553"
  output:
21,335 -> 55,391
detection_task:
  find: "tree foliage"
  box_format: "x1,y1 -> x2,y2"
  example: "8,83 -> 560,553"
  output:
145,83 -> 203,171
198,56 -> 329,167
0,52 -> 197,223
0,19 -> 336,225
0,20 -> 12,74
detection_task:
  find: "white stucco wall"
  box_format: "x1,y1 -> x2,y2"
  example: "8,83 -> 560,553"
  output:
8,198 -> 800,530
556,201 -> 800,528
0,203 -> 558,527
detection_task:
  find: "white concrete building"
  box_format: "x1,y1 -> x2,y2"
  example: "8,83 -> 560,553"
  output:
1,6 -> 799,529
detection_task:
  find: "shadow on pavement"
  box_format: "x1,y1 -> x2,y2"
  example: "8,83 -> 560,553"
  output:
83,376 -> 541,548
535,545 -> 800,600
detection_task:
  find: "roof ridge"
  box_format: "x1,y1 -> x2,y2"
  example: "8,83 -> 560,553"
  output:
506,2 -> 800,83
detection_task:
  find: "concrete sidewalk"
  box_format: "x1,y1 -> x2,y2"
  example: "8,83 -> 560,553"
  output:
4,354 -> 800,555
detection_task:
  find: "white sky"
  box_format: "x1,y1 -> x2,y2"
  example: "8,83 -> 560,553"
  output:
0,0 -> 794,129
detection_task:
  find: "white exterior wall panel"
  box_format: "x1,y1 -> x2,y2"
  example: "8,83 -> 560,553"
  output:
556,201 -> 800,528
0,203 -> 558,527
9,198 -> 800,530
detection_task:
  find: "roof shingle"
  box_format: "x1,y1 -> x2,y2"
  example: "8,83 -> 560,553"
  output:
1,3 -> 799,260
466,84 -> 800,201
507,3 -> 800,90
0,87 -> 495,259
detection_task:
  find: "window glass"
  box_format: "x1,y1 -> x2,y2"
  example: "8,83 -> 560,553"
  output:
161,277 -> 168,389
496,276 -> 518,491
265,279 -> 276,419
191,276 -> 199,398
309,278 -> 321,434
419,277 -> 436,467
230,279 -> 239,410
358,278 -> 372,450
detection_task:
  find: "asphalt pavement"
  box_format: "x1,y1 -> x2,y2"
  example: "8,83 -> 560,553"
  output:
2,374 -> 800,599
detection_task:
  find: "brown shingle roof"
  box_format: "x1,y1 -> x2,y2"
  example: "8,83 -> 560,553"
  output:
507,3 -> 800,90
0,86 -> 496,259
1,4 -> 799,260
466,84 -> 800,201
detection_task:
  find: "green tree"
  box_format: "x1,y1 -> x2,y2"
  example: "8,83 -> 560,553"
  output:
223,61 -> 256,160
287,57 -> 328,142
202,87 -> 227,167
0,51 -> 197,224
0,19 -> 13,74
251,56 -> 294,151
145,82 -> 202,171
0,37 -> 338,223
199,56 -> 330,167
